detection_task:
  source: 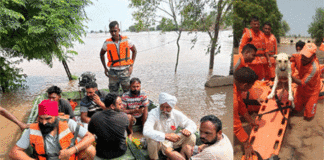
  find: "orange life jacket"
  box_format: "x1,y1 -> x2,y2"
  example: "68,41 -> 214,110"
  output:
105,36 -> 133,67
319,42 -> 324,51
69,100 -> 78,111
29,120 -> 78,160
243,28 -> 266,54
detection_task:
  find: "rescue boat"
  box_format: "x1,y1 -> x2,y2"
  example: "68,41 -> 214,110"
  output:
24,89 -> 202,160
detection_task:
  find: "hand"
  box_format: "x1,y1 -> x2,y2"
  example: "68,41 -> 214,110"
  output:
133,107 -> 144,114
243,141 -> 255,160
92,93 -> 101,104
58,148 -> 74,160
268,62 -> 272,68
128,65 -> 133,76
19,123 -> 30,131
181,129 -> 191,137
198,144 -> 207,153
104,68 -> 109,77
165,133 -> 181,142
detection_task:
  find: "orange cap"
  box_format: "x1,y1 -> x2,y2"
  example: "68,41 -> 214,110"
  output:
300,43 -> 317,58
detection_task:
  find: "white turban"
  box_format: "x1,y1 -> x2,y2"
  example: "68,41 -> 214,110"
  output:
159,92 -> 177,108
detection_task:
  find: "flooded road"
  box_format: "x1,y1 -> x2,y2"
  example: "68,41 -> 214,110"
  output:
0,30 -> 233,159
233,44 -> 324,160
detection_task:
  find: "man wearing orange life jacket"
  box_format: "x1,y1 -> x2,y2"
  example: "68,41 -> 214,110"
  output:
291,43 -> 321,120
100,21 -> 137,94
9,100 -> 96,160
239,16 -> 268,80
234,44 -> 257,72
263,22 -> 277,80
291,40 -> 306,78
233,67 -> 259,160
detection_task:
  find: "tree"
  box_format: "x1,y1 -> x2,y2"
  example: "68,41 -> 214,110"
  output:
281,20 -> 290,36
129,0 -> 185,72
128,25 -> 137,32
0,0 -> 91,92
181,0 -> 232,69
233,0 -> 283,47
308,8 -> 324,45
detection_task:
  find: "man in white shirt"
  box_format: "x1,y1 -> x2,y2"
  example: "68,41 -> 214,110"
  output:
143,92 -> 197,160
180,115 -> 234,160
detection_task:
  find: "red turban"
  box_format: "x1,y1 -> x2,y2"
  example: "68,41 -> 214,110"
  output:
38,99 -> 58,116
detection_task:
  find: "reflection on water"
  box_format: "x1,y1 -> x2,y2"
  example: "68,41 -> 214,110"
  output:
0,31 -> 234,153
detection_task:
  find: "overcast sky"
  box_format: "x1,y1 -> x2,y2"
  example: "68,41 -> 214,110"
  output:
84,0 -> 324,36
277,0 -> 324,36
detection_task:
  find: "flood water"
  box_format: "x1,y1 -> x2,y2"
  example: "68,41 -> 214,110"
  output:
0,30 -> 233,159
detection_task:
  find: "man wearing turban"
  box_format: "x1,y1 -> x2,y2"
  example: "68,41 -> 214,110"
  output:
9,100 -> 96,160
143,92 -> 197,160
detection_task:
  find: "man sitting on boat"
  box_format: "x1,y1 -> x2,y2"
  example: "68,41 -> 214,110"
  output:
234,44 -> 257,71
291,43 -> 321,120
143,92 -> 197,160
88,93 -> 130,160
180,115 -> 233,160
9,100 -> 96,160
122,77 -> 149,138
47,86 -> 75,119
233,67 -> 259,160
80,82 -> 107,129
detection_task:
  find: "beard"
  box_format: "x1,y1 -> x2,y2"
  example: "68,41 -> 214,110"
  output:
130,89 -> 140,96
160,110 -> 171,119
39,118 -> 58,135
200,135 -> 218,145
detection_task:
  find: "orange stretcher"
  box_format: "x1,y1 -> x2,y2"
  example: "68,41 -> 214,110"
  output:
241,82 -> 296,160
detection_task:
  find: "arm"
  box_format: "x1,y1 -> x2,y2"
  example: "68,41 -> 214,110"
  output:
233,98 -> 249,143
81,112 -> 91,124
130,45 -> 137,64
9,145 -> 35,160
292,76 -> 302,85
0,107 -> 28,131
177,111 -> 197,135
239,33 -> 249,54
100,49 -> 109,77
143,110 -> 166,142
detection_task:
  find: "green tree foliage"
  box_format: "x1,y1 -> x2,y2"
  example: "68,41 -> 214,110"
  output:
233,0 -> 283,47
308,8 -> 324,45
0,0 -> 91,92
181,0 -> 232,69
128,25 -> 137,32
129,0 -> 185,72
281,20 -> 290,36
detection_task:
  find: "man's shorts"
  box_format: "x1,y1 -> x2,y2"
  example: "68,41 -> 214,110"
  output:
108,67 -> 130,93
294,92 -> 319,118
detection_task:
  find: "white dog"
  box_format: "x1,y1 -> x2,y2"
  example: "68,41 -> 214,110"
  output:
267,53 -> 294,108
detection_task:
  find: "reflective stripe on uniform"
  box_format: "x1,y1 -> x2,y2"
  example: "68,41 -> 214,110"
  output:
305,61 -> 317,84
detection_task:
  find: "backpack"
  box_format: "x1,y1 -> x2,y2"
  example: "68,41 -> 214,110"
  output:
78,72 -> 96,87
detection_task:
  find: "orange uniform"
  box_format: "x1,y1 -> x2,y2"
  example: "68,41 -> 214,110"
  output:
239,28 -> 267,80
234,84 -> 249,143
234,53 -> 248,72
264,34 -> 277,79
293,54 -> 321,118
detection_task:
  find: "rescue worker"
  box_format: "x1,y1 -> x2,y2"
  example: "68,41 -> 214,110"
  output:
296,40 -> 306,53
9,100 -> 96,160
291,43 -> 321,120
239,16 -> 267,80
319,38 -> 324,51
234,67 -> 259,160
263,22 -> 277,80
234,44 -> 257,72
100,21 -> 137,94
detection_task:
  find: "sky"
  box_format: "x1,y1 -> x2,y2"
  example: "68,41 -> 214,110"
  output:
277,0 -> 324,36
84,0 -> 324,36
84,0 -> 134,32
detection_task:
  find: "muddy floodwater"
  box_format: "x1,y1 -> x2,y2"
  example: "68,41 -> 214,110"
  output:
0,30 -> 233,159
234,44 -> 324,160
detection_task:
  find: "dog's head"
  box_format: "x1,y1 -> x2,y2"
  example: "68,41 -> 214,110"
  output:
274,53 -> 291,72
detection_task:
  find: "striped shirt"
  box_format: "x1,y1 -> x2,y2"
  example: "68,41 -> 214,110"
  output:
121,91 -> 149,118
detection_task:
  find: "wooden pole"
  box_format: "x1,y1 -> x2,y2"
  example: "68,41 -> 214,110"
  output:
62,60 -> 72,80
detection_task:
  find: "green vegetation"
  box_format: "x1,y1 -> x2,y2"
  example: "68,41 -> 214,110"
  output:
308,8 -> 324,45
233,0 -> 283,47
0,0 -> 92,92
